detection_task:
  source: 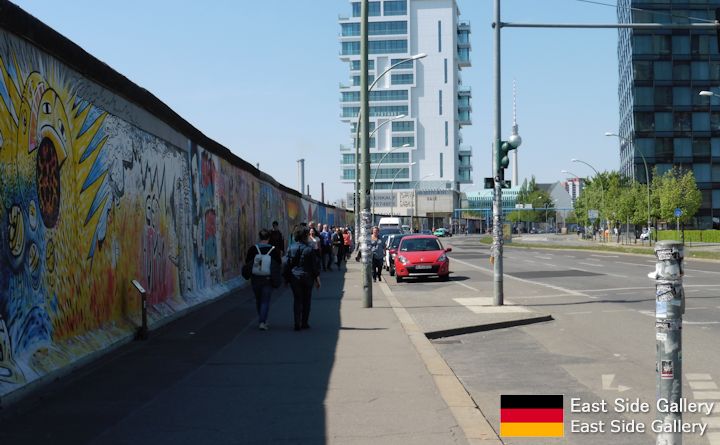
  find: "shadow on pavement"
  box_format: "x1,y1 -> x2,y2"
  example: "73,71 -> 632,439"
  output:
0,267 -> 347,445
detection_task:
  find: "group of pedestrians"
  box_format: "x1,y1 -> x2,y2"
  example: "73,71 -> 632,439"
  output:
243,220 -> 354,332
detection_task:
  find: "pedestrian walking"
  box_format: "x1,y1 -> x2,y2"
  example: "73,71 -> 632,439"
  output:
343,228 -> 352,261
332,227 -> 344,269
243,228 -> 282,330
268,220 -> 285,260
283,226 -> 321,331
320,224 -> 333,271
369,227 -> 385,282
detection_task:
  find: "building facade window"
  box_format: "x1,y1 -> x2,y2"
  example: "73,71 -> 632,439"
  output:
392,136 -> 414,147
384,0 -> 407,16
445,121 -> 449,146
341,90 -> 408,102
392,121 -> 414,131
439,90 -> 443,115
438,20 -> 442,52
390,58 -> 413,69
440,153 -> 444,178
444,58 -> 448,83
391,73 -> 413,84
341,40 -> 408,55
350,60 -> 375,71
352,2 -> 381,17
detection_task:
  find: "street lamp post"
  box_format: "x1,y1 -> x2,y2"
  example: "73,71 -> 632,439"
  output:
389,162 -> 416,217
353,53 -> 427,240
605,132 -> 652,242
412,174 -> 434,232
371,143 -> 410,222
572,158 -> 605,237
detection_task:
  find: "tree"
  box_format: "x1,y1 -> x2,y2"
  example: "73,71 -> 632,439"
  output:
652,167 -> 702,224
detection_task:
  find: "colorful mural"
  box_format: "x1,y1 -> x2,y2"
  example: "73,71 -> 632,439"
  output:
0,30 -> 350,400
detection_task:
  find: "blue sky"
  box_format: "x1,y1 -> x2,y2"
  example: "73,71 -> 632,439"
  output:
13,0 -> 621,204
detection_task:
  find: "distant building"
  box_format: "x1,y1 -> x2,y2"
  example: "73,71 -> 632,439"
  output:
561,177 -> 584,206
338,0 -> 472,227
617,0 -> 720,228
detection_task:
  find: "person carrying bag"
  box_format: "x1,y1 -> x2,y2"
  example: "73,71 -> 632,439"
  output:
243,229 -> 282,330
283,226 -> 320,331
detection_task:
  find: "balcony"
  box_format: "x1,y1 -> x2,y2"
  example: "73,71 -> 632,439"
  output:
458,111 -> 472,126
458,85 -> 471,96
459,145 -> 472,156
458,48 -> 471,68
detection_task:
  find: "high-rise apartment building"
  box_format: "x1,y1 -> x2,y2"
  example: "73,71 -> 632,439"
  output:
617,0 -> 720,228
339,0 -> 471,226
562,177 -> 584,205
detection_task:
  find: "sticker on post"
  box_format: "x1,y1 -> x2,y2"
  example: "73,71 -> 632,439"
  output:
656,301 -> 668,318
656,332 -> 667,341
661,360 -> 673,379
656,249 -> 674,261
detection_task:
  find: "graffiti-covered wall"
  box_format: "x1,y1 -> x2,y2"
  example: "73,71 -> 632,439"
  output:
0,6 -> 350,401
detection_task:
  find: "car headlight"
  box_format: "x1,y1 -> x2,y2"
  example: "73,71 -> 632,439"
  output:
437,254 -> 447,262
397,255 -> 409,265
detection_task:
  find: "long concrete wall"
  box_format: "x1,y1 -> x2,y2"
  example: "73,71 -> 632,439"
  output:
0,1 -> 350,402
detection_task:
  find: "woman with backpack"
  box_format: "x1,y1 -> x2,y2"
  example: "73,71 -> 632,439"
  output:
283,226 -> 321,331
243,228 -> 281,330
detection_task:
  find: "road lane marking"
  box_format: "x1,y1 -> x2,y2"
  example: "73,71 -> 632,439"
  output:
693,391 -> 720,399
570,266 -> 629,279
686,268 -> 720,275
450,257 -> 591,299
591,254 -> 619,258
690,381 -> 718,390
453,281 -> 479,292
578,262 -> 603,267
616,261 -> 647,267
566,311 -> 592,315
578,285 -> 720,292
687,374 -> 713,380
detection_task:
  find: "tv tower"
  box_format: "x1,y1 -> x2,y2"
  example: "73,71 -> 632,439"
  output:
511,80 -> 520,187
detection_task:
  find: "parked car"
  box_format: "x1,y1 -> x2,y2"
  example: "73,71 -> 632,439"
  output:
394,235 -> 451,282
384,233 -> 409,276
433,228 -> 452,237
640,227 -> 654,240
419,229 -> 433,235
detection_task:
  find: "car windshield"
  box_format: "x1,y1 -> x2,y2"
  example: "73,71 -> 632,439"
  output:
389,235 -> 407,248
400,238 -> 443,252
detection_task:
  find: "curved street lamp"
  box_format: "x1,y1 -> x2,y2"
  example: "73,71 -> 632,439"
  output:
605,132 -> 652,238
412,173 -> 434,232
389,162 -> 416,217
353,53 -> 427,241
371,143 -> 411,221
571,158 -> 606,231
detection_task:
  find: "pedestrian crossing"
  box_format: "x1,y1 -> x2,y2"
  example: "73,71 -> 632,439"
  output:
687,374 -> 720,444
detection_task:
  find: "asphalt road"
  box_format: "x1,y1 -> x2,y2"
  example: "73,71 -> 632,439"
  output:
386,235 -> 720,445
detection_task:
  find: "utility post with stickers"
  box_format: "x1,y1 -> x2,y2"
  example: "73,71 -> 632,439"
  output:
651,241 -> 685,445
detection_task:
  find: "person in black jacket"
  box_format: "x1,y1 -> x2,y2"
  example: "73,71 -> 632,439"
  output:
283,226 -> 321,331
244,229 -> 281,330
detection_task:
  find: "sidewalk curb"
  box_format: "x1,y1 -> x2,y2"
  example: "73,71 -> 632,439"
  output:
378,281 -> 503,444
425,315 -> 554,340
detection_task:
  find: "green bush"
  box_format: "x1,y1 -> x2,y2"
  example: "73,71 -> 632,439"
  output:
656,230 -> 720,243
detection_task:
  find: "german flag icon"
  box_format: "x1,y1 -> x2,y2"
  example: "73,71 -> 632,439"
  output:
500,395 -> 564,437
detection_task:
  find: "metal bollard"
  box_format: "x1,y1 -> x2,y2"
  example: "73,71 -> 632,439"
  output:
652,241 -> 684,445
132,280 -> 148,340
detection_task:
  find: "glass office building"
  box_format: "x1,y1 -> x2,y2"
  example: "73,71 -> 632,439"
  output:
617,0 -> 720,228
339,0 -> 472,222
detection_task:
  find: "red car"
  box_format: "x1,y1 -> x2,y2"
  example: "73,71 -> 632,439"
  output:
393,235 -> 451,282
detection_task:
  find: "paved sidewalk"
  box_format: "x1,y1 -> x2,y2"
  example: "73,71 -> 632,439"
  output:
0,259 -> 498,444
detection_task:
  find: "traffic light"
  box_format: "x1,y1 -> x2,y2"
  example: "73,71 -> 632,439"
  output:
495,134 -> 521,186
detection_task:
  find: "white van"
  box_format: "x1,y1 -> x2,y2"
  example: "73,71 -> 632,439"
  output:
377,217 -> 401,231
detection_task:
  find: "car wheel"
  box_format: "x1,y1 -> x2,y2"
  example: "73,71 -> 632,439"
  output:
396,275 -> 403,283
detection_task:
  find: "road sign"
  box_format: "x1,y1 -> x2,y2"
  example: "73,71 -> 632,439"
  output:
674,208 -> 682,218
